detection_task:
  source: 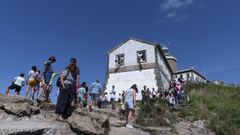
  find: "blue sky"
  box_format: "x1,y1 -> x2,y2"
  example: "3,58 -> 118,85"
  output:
0,0 -> 239,100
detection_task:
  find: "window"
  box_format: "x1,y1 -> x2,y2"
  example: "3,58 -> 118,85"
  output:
137,50 -> 147,63
115,54 -> 124,67
186,74 -> 190,81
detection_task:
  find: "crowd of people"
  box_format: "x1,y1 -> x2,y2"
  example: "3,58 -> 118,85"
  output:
140,79 -> 185,110
4,56 -> 185,129
4,56 -> 138,129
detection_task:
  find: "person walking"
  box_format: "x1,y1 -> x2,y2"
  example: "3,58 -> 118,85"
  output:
124,84 -> 137,129
89,80 -> 102,110
77,82 -> 87,108
55,63 -> 78,121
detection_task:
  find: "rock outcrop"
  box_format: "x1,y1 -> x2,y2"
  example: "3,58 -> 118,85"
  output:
0,94 -> 148,135
0,94 -> 215,135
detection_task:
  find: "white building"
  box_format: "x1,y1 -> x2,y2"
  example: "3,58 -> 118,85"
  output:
161,46 -> 206,83
103,38 -> 173,100
174,67 -> 206,83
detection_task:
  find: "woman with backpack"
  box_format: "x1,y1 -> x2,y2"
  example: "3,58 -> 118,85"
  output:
55,63 -> 78,121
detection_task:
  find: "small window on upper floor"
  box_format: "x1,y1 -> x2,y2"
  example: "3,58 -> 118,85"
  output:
137,50 -> 147,63
115,54 -> 124,67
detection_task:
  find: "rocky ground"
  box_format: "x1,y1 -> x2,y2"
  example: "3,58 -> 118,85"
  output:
0,94 -> 215,135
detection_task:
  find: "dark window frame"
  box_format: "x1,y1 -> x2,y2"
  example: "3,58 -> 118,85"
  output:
137,50 -> 147,63
115,54 -> 125,67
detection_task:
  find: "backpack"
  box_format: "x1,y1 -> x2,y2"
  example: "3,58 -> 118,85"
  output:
56,70 -> 69,87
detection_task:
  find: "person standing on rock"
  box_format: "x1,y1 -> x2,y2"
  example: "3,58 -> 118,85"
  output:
38,56 -> 56,101
89,80 -> 102,110
25,66 -> 39,99
65,58 -> 80,90
42,61 -> 54,101
55,63 -> 78,121
77,82 -> 87,108
6,73 -> 25,96
124,84 -> 137,129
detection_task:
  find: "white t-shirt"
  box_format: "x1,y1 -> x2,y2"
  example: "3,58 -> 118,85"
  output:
152,90 -> 157,96
28,70 -> 39,81
14,76 -> 25,86
103,94 -> 109,101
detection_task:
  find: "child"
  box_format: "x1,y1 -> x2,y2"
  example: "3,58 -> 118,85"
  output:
119,99 -> 125,121
77,84 -> 86,108
166,92 -> 175,110
102,92 -> 109,108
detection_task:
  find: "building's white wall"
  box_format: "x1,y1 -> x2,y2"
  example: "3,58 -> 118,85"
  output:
156,49 -> 172,82
109,40 -> 156,69
105,69 -> 157,100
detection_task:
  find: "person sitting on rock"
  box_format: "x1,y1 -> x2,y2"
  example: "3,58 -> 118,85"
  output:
6,73 -> 25,96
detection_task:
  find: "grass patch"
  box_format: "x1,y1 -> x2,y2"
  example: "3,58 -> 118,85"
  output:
182,83 -> 240,135
136,98 -> 177,127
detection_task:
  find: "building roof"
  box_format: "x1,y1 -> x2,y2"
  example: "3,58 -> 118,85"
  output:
107,38 -> 173,74
174,68 -> 206,80
107,38 -> 158,54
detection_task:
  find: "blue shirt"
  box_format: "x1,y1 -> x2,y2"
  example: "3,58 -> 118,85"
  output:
90,82 -> 102,94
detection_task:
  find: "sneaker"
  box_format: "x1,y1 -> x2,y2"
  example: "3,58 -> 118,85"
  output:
126,124 -> 134,129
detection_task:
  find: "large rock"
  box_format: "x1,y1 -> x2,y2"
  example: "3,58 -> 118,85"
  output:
175,120 -> 215,135
68,108 -> 110,135
0,95 -> 40,117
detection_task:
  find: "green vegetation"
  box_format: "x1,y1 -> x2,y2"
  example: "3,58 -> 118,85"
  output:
136,98 -> 177,127
182,83 -> 240,135
136,83 -> 240,135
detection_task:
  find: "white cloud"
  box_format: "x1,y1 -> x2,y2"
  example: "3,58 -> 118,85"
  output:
161,0 -> 193,10
159,0 -> 194,22
166,12 -> 177,19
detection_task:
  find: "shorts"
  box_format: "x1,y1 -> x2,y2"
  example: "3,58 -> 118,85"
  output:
91,93 -> 100,101
8,84 -> 21,93
78,95 -> 84,104
125,100 -> 134,109
28,80 -> 37,87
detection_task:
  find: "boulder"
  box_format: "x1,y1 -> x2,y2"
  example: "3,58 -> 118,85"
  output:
68,109 -> 110,135
0,94 -> 40,117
